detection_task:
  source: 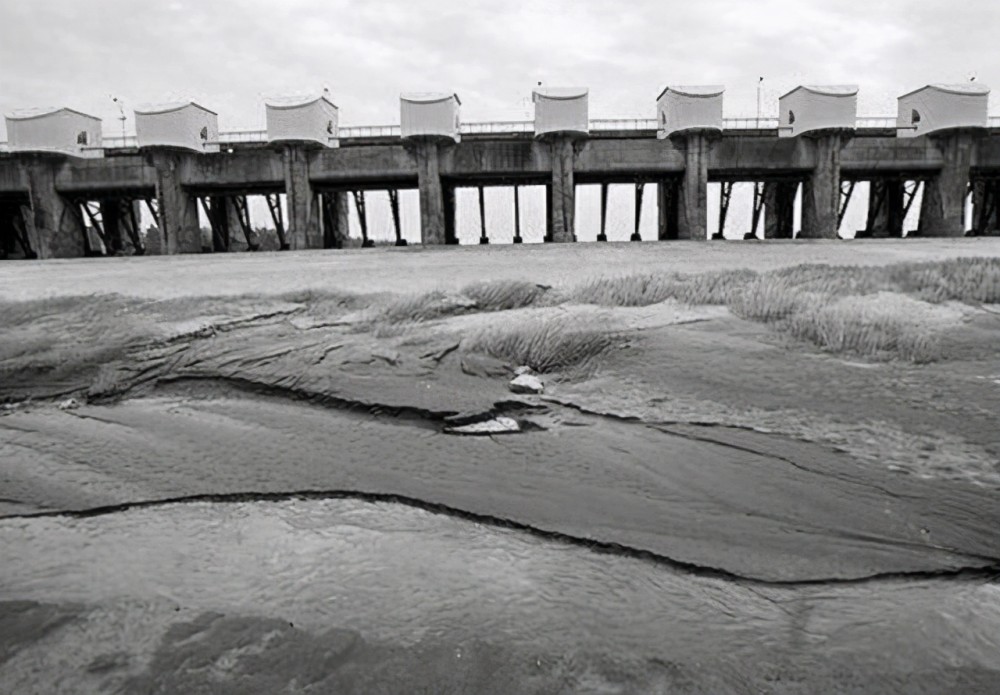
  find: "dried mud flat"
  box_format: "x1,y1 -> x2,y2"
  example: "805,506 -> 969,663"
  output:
2,241 -> 1000,693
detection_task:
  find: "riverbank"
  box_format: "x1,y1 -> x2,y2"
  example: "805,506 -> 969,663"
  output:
2,241 -> 999,692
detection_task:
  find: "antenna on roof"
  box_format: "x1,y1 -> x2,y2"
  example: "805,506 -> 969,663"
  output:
110,95 -> 126,140
757,77 -> 764,122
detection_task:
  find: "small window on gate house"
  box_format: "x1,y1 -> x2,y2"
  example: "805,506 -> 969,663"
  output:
911,109 -> 921,125
200,126 -> 208,140
77,131 -> 88,145
788,110 -> 796,125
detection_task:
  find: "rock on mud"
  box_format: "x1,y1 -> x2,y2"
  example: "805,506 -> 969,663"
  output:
509,374 -> 544,394
444,416 -> 521,435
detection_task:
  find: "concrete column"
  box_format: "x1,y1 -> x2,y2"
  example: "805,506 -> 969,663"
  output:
548,137 -> 576,242
0,203 -> 26,258
800,134 -> 844,239
918,131 -> 975,237
323,191 -> 351,248
677,132 -> 710,240
764,182 -> 797,239
868,180 -> 904,238
971,179 -> 999,236
149,151 -> 200,254
20,157 -> 85,258
226,197 -> 255,251
99,199 -> 124,254
657,181 -> 679,240
415,140 -> 446,245
442,184 -> 458,245
283,146 -> 321,249
207,195 -> 230,251
119,200 -> 145,254
986,181 -> 1000,235
544,184 -> 553,242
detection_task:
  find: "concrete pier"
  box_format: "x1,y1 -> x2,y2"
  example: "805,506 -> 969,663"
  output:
918,131 -> 976,237
442,184 -> 457,245
415,140 -> 446,245
972,179 -> 999,235
0,201 -> 34,258
764,182 -> 797,239
149,151 -> 201,254
657,181 -> 679,240
20,157 -> 85,258
283,146 -> 321,249
867,180 -> 905,238
206,195 -> 229,251
321,191 -> 351,248
548,137 -> 576,242
800,133 -> 845,239
675,132 -> 711,240
98,199 -> 124,254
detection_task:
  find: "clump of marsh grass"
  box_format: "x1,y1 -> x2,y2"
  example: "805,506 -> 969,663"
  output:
888,257 -> 1000,304
461,280 -> 553,312
368,279 -> 552,327
727,276 -> 812,322
563,259 -> 999,363
769,263 -> 893,296
376,290 -> 476,324
570,269 -> 756,307
464,316 -> 619,374
783,294 -> 947,363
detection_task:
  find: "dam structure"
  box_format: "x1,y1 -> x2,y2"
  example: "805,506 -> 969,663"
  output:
1,83 -> 999,259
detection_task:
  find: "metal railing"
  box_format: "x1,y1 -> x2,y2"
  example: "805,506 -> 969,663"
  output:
855,116 -> 898,129
99,135 -> 138,149
339,124 -> 400,138
590,118 -> 658,131
219,129 -> 267,144
4,115 -> 1000,154
721,117 -> 779,129
461,120 -> 533,134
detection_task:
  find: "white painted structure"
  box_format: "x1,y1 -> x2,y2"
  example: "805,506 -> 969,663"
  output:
135,101 -> 219,152
4,107 -> 103,158
656,86 -> 724,138
265,94 -> 339,147
400,93 -> 461,142
778,85 -> 858,137
533,88 -> 589,137
896,84 -> 990,138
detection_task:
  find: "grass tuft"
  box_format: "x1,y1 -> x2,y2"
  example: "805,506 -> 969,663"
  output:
783,294 -> 946,364
464,316 -> 619,374
888,257 -> 1000,304
570,270 -> 756,307
460,280 -> 552,312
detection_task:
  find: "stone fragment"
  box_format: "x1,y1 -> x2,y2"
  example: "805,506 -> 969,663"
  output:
509,374 -> 543,394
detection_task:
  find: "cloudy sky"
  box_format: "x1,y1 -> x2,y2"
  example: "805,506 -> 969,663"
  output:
2,0 -> 998,138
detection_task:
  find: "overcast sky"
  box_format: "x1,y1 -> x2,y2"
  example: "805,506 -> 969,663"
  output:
2,0 -> 998,139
